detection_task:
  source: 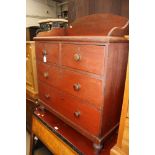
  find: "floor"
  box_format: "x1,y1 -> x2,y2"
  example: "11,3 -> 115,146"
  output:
26,131 -> 52,155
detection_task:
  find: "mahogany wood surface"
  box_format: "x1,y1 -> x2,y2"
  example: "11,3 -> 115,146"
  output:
34,13 -> 129,151
66,13 -> 128,36
35,42 -> 59,64
37,62 -> 103,108
35,14 -> 128,38
101,43 -> 128,137
61,44 -> 105,75
38,82 -> 101,136
34,36 -> 128,43
35,41 -> 128,145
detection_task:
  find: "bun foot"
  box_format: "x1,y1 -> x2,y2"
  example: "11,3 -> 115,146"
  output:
93,143 -> 103,155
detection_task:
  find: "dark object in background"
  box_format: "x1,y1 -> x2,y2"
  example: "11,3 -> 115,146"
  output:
68,0 -> 128,23
26,26 -> 40,41
37,19 -> 68,34
26,97 -> 38,133
61,10 -> 68,19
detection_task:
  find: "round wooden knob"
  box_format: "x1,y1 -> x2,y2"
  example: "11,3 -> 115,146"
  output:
73,83 -> 81,91
74,111 -> 80,118
43,72 -> 48,78
73,53 -> 81,61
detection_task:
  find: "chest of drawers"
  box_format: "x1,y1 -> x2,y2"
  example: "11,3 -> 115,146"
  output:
34,13 -> 129,154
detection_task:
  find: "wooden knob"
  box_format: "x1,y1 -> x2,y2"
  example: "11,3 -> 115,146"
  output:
74,111 -> 80,118
43,72 -> 48,78
73,83 -> 81,91
73,53 -> 81,61
44,94 -> 50,99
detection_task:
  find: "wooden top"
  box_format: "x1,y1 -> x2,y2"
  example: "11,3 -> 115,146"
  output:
34,36 -> 128,43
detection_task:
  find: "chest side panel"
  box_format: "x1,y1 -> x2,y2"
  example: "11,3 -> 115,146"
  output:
101,43 -> 129,137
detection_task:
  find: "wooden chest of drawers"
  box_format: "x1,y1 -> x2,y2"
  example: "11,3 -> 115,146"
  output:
34,13 -> 129,153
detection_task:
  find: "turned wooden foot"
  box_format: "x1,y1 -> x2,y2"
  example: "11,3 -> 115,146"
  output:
93,143 -> 103,155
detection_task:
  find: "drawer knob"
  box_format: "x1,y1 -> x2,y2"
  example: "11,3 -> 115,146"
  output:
74,111 -> 80,118
42,49 -> 47,63
44,94 -> 50,99
73,83 -> 81,91
43,72 -> 48,78
73,53 -> 81,61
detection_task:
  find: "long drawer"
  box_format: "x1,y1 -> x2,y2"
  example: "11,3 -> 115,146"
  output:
37,62 -> 103,108
38,82 -> 101,136
61,44 -> 105,75
35,41 -> 59,64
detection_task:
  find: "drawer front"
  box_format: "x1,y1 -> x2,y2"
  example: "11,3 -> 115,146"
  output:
38,82 -> 101,136
35,41 -> 59,64
61,44 -> 105,75
37,63 -> 103,108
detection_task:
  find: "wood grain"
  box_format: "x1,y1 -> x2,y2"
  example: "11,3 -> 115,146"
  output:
34,36 -> 129,43
67,13 -> 128,36
61,44 -> 105,75
37,64 -> 103,108
101,43 -> 128,137
68,0 -> 128,23
34,13 -> 129,150
26,41 -> 38,99
35,42 -> 59,64
32,116 -> 77,155
38,82 -> 102,136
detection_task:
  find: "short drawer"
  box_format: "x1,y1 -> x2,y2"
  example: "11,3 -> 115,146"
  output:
38,82 -> 101,136
35,41 -> 59,64
61,44 -> 105,75
37,63 -> 103,108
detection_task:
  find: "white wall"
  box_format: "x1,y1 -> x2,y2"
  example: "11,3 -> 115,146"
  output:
26,0 -> 57,27
56,1 -> 68,18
